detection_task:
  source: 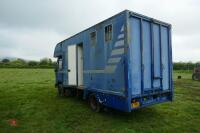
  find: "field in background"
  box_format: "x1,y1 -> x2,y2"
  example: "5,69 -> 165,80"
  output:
0,69 -> 199,133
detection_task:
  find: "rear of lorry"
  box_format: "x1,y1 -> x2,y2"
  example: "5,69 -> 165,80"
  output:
127,11 -> 173,110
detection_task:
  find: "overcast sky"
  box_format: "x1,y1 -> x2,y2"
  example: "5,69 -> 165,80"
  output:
0,0 -> 200,62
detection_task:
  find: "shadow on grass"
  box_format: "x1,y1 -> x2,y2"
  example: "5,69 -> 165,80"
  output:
100,106 -> 159,121
56,94 -> 160,123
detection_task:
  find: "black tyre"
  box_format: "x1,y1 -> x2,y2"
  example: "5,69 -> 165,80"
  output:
89,94 -> 101,112
64,89 -> 72,97
192,73 -> 200,81
58,85 -> 64,96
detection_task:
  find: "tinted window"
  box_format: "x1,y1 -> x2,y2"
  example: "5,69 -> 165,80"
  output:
58,58 -> 62,70
105,25 -> 112,42
90,31 -> 97,46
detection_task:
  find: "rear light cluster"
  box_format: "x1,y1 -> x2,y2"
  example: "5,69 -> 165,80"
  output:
131,100 -> 140,108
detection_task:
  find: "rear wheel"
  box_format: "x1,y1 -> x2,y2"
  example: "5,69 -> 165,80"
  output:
89,94 -> 101,112
192,73 -> 200,81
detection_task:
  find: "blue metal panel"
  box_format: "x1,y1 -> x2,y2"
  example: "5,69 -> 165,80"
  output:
56,12 -> 127,96
161,26 -> 169,90
169,26 -> 174,100
56,71 -> 63,84
62,50 -> 68,85
153,24 -> 161,88
142,20 -> 152,91
86,91 -> 130,112
129,17 -> 142,95
53,43 -> 62,57
128,13 -> 172,98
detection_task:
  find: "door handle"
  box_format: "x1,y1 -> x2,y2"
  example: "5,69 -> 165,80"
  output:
154,76 -> 162,79
68,69 -> 71,72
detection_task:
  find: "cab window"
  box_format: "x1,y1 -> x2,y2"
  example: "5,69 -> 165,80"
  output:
58,58 -> 62,70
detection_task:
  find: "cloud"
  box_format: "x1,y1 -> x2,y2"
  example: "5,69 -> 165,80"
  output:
0,0 -> 120,34
0,0 -> 200,61
0,27 -> 65,60
173,34 -> 200,62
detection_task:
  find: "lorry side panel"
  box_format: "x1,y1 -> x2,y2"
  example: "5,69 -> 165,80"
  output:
57,12 -> 129,111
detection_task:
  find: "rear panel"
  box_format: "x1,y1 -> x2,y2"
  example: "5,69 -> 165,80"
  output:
128,15 -> 172,97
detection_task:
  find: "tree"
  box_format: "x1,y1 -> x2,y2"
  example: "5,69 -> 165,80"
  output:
2,59 -> 10,63
48,58 -> 52,65
12,58 -> 26,64
39,58 -> 49,65
28,61 -> 38,67
10,58 -> 27,68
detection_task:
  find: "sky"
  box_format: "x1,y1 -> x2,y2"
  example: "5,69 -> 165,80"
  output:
0,0 -> 200,62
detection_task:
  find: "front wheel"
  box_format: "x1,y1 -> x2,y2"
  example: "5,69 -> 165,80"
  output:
89,94 -> 101,112
57,84 -> 64,96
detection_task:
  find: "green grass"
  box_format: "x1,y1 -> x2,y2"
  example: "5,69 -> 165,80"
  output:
0,69 -> 199,133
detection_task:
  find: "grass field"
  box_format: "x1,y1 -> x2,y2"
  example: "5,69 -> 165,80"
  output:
0,69 -> 199,133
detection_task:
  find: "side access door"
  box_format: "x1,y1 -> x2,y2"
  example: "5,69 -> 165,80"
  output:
67,44 -> 84,86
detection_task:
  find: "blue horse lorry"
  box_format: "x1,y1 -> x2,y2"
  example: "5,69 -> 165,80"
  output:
54,10 -> 173,112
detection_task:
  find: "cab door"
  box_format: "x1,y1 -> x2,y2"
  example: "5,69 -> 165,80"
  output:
55,57 -> 63,85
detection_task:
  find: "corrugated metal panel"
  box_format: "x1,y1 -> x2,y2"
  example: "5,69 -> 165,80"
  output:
129,16 -> 171,96
142,20 -> 152,90
129,17 -> 142,95
153,24 -> 161,89
161,26 -> 170,90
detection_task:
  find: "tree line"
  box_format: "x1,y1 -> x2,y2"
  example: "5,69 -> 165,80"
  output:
0,58 -> 56,68
0,58 -> 200,70
173,62 -> 200,70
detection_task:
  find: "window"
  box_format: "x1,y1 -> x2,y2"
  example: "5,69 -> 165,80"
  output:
105,24 -> 112,42
58,58 -> 62,70
90,31 -> 96,46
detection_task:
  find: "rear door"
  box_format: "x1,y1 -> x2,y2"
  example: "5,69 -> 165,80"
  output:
129,16 -> 171,96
